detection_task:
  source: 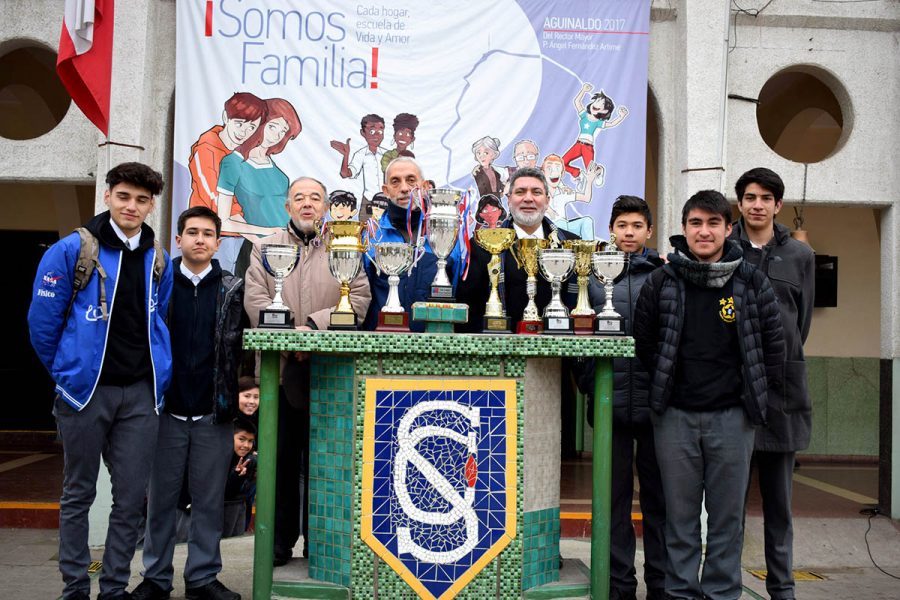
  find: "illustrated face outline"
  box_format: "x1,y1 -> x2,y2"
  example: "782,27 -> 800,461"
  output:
260,117 -> 289,150
474,145 -> 499,168
362,120 -> 385,149
394,127 -> 414,151
223,116 -> 261,147
513,141 -> 539,168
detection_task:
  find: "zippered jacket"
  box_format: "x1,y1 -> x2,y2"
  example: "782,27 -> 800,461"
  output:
633,238 -> 784,425
588,248 -> 663,426
28,214 -> 173,411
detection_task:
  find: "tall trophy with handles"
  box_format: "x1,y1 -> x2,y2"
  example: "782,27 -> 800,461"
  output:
591,236 -> 627,335
510,238 -> 550,334
373,241 -> 414,331
322,220 -> 366,330
258,244 -> 301,329
426,188 -> 461,300
475,228 -> 517,332
538,246 -> 576,334
563,240 -> 599,335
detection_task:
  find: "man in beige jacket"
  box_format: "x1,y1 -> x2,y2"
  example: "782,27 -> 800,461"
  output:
244,176 -> 370,565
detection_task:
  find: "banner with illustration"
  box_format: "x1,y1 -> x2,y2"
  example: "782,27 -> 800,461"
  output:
172,0 -> 650,264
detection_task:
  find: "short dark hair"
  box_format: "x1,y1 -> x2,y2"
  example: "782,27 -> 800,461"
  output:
735,167 -> 784,202
234,418 -> 257,437
369,192 -> 390,209
392,112 -> 419,133
177,206 -> 221,237
238,376 -> 258,393
609,195 -> 652,228
106,162 -> 164,196
508,167 -> 549,197
329,190 -> 358,210
360,113 -> 385,129
681,190 -> 731,225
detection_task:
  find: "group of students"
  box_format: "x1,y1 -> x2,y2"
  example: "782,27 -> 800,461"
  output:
29,157 -> 811,600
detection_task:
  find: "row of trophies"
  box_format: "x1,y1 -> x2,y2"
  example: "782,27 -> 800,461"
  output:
258,189 -> 627,336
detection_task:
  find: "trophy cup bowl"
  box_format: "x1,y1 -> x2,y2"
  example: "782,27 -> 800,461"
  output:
323,220 -> 367,330
475,227 -> 517,333
374,242 -> 414,331
538,247 -> 576,334
510,238 -> 550,334
426,188 -> 462,300
563,240 -> 600,335
259,244 -> 301,328
591,247 -> 628,336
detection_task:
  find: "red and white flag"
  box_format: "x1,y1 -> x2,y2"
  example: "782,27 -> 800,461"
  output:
57,0 -> 114,135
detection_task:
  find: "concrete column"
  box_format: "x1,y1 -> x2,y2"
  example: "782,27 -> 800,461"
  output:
662,0 -> 732,251
93,0 -> 176,236
880,204 -> 900,518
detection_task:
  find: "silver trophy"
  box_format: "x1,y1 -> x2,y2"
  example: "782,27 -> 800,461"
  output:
538,247 -> 576,334
591,243 -> 627,335
259,244 -> 301,328
426,188 -> 462,300
373,242 -> 414,331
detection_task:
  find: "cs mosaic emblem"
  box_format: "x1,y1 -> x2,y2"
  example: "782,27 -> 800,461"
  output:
361,379 -> 517,600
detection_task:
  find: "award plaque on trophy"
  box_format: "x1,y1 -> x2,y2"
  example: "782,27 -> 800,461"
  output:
259,244 -> 301,329
475,228 -> 517,333
563,240 -> 600,335
322,220 -> 366,330
426,188 -> 462,300
538,247 -> 576,334
591,239 -> 627,335
510,238 -> 550,334
373,241 -> 414,331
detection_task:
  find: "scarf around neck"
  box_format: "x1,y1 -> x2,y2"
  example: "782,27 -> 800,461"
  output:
667,236 -> 743,288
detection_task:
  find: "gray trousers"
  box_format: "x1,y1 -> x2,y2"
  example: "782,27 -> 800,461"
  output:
55,381 -> 159,599
652,405 -> 755,600
142,413 -> 232,589
752,450 -> 796,600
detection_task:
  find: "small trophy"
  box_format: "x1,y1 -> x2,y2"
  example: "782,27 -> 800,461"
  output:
563,240 -> 599,335
373,242 -> 414,331
427,188 -> 462,300
538,247 -> 576,334
591,238 -> 627,335
259,244 -> 301,329
322,220 -> 367,330
475,228 -> 517,332
510,238 -> 550,334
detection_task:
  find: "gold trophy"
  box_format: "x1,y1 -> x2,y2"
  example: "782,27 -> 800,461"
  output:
562,240 -> 599,335
510,238 -> 550,334
321,220 -> 367,330
475,228 -> 517,332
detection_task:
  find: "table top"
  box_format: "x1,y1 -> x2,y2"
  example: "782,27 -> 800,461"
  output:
243,328 -> 633,358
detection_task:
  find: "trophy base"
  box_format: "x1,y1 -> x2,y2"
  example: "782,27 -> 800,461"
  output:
595,316 -> 626,336
259,308 -> 294,329
376,311 -> 410,332
572,315 -> 596,336
516,320 -> 543,335
411,301 -> 469,334
429,284 -> 455,301
328,311 -> 359,331
543,316 -> 573,335
483,315 -> 512,333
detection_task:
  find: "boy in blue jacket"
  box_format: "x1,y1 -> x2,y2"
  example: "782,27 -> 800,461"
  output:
28,162 -> 172,600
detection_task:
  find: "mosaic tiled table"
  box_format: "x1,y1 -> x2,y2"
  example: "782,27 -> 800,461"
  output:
243,330 -> 633,600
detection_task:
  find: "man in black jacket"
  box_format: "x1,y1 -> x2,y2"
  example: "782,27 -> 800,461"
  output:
588,196 -> 665,600
456,166 -> 578,332
634,191 -> 784,600
133,207 -> 244,600
731,168 -> 814,600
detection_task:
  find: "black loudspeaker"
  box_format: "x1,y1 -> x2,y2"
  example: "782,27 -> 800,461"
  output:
814,255 -> 838,308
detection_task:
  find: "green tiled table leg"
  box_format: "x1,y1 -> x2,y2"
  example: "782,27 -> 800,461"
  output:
591,358 -> 613,600
575,390 -> 585,453
253,350 -> 279,600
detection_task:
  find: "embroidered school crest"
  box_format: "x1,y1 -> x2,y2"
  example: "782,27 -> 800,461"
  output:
719,296 -> 736,323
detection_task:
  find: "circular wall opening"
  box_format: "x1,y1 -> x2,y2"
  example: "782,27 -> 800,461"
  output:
0,45 -> 71,140
756,68 -> 847,163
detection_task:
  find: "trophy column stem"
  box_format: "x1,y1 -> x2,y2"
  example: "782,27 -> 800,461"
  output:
433,257 -> 451,287
272,275 -> 285,310
545,279 -> 565,316
600,279 -> 617,316
336,282 -> 354,313
485,255 -> 504,317
572,274 -> 594,316
523,276 -> 540,321
384,274 -> 403,313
